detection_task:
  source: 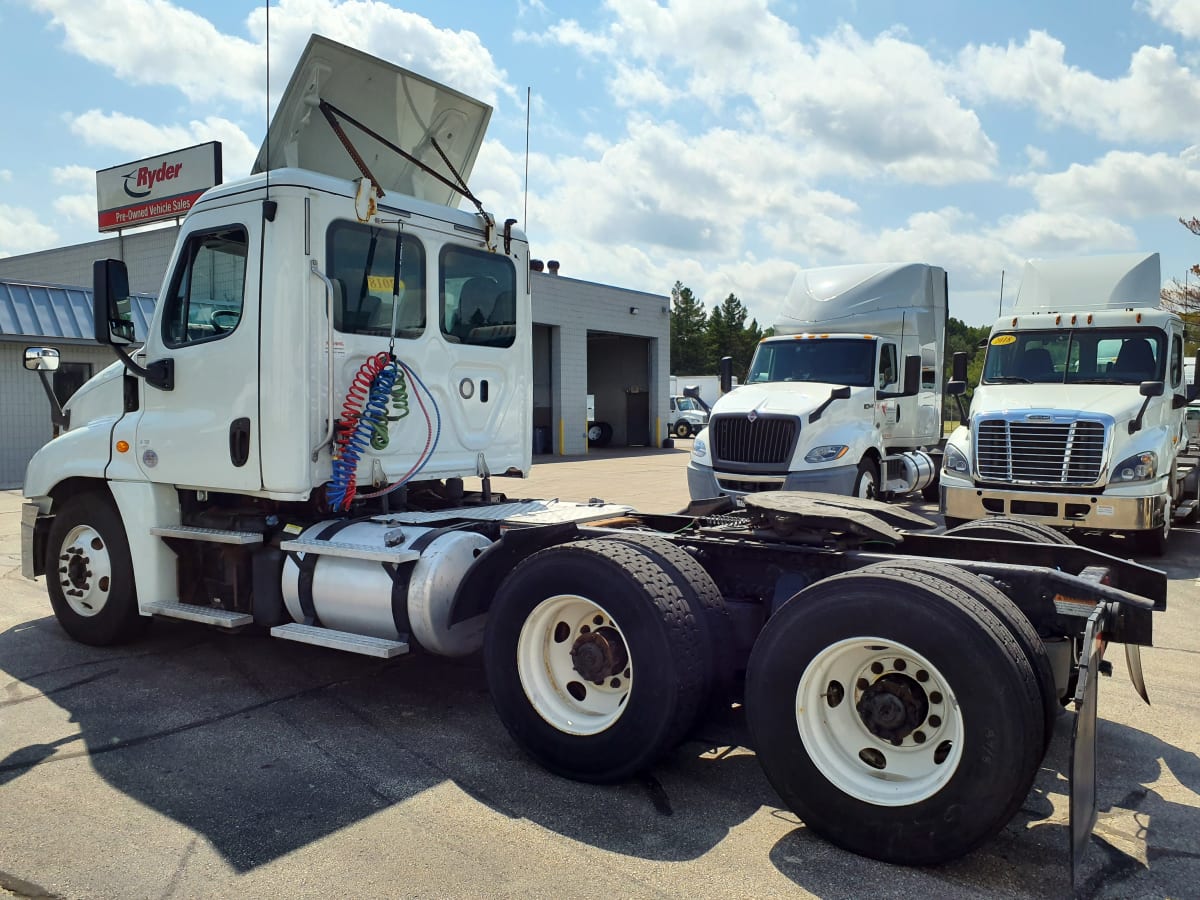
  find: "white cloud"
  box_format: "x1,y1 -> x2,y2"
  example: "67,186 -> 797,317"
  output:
32,0 -> 514,111
0,170 -> 11,182
539,9 -> 996,184
0,204 -> 59,257
956,30 -> 1200,143
1025,146 -> 1049,169
1140,0 -> 1200,39
1014,148 -> 1200,219
52,193 -> 97,226
51,164 -> 95,188
68,110 -> 259,179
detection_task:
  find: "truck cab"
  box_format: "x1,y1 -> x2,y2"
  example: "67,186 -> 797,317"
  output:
687,262 -> 946,501
940,253 -> 1199,554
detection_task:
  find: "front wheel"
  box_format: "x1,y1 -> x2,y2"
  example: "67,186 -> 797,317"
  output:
852,457 -> 879,500
674,421 -> 692,439
45,490 -> 147,646
745,569 -> 1044,865
1135,500 -> 1170,556
483,540 -> 707,783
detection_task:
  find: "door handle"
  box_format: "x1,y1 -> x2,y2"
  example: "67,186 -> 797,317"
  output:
229,417 -> 251,467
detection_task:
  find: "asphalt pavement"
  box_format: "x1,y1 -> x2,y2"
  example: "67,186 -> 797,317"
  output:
1,447 -> 1198,899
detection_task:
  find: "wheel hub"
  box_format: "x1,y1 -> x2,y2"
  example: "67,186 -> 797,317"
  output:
856,673 -> 929,742
570,627 -> 628,683
65,549 -> 91,591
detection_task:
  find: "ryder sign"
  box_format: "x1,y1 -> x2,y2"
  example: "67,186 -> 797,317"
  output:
96,142 -> 222,233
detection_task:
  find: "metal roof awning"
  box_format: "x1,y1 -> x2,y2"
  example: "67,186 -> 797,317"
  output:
0,279 -> 155,342
253,34 -> 492,208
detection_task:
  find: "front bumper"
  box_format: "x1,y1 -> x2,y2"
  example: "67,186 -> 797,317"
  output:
688,461 -> 857,499
941,482 -> 1164,531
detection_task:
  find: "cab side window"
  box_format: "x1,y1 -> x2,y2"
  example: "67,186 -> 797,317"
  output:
327,221 -> 426,337
162,227 -> 249,347
1171,334 -> 1183,388
878,344 -> 898,388
440,245 -> 517,348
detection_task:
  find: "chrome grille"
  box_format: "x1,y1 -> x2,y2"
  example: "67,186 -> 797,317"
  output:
712,415 -> 798,466
975,418 -> 1106,485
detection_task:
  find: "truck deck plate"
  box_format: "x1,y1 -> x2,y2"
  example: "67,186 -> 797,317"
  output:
375,500 -> 634,527
271,623 -> 410,658
143,601 -> 253,628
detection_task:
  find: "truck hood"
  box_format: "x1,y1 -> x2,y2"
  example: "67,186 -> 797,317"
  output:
253,34 -> 491,207
711,382 -> 866,419
972,383 -> 1148,421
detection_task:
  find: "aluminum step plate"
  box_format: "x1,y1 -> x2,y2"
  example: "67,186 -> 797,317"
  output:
144,601 -> 253,627
375,499 -> 634,527
151,526 -> 263,545
271,623 -> 409,658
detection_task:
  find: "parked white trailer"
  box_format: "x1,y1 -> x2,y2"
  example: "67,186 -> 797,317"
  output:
940,253 -> 1200,555
688,263 -> 946,502
18,35 -> 1165,884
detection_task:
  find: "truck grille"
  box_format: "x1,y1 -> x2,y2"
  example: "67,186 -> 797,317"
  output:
975,418 -> 1107,485
712,415 -> 798,466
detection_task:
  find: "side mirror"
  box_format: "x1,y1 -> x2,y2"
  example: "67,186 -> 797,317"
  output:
952,351 -> 968,383
809,385 -> 852,424
93,258 -> 136,346
1139,380 -> 1165,398
23,346 -> 60,372
947,380 -> 966,397
719,356 -> 733,395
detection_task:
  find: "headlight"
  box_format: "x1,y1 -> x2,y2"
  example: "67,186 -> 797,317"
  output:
1113,451 -> 1157,483
944,444 -> 970,475
804,445 -> 849,464
691,436 -> 708,460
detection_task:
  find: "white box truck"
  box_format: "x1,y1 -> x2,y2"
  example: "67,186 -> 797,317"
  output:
940,253 -> 1200,555
17,36 -> 1166,879
687,262 -> 946,502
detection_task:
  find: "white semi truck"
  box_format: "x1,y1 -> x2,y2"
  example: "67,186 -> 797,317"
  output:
688,262 -> 945,502
18,36 -> 1166,879
940,253 -> 1200,555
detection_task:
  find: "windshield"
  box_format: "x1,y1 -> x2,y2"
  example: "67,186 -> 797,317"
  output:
676,397 -> 703,412
747,338 -> 876,387
982,328 -> 1165,385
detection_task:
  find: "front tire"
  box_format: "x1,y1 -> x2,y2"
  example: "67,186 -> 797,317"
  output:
1135,499 -> 1170,556
674,421 -> 692,439
484,540 -> 707,783
852,457 -> 879,500
745,569 -> 1043,865
45,490 -> 147,646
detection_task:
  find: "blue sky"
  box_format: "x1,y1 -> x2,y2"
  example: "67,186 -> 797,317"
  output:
1,0 -> 1198,326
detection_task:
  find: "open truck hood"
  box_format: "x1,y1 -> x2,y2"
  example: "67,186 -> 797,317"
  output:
253,34 -> 491,207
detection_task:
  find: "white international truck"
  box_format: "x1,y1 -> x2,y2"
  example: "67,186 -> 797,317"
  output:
18,35 -> 1167,881
688,262 -> 945,502
940,253 -> 1200,555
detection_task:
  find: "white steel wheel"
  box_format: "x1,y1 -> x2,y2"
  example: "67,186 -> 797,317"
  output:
516,593 -> 632,736
796,637 -> 963,806
852,457 -> 879,500
56,523 -> 115,618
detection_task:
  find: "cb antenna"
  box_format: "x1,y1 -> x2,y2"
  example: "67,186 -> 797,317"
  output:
524,86 -> 531,228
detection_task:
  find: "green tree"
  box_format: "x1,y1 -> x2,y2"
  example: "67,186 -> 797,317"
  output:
1161,216 -> 1200,355
670,281 -> 709,374
705,292 -> 762,380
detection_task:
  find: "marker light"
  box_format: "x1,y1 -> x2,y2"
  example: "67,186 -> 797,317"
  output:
116,440 -> 130,453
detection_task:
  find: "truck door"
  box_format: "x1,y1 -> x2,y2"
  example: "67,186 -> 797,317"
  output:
133,210 -> 262,490
876,342 -> 900,438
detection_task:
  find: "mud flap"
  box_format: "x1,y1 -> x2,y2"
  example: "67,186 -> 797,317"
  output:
1069,602 -> 1110,889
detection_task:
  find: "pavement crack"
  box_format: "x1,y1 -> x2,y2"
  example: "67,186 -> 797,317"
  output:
0,668 -> 120,708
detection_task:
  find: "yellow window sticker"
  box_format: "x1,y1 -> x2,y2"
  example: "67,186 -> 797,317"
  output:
990,334 -> 1017,346
366,275 -> 403,293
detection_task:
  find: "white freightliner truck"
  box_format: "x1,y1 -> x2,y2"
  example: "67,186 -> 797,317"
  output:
688,263 -> 945,502
940,253 -> 1200,556
18,36 -> 1167,879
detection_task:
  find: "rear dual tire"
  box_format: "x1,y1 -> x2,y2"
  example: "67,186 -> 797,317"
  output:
483,540 -> 709,783
745,569 -> 1045,865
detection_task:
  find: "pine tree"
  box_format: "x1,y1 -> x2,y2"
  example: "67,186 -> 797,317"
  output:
705,293 -> 761,380
670,281 -> 709,374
